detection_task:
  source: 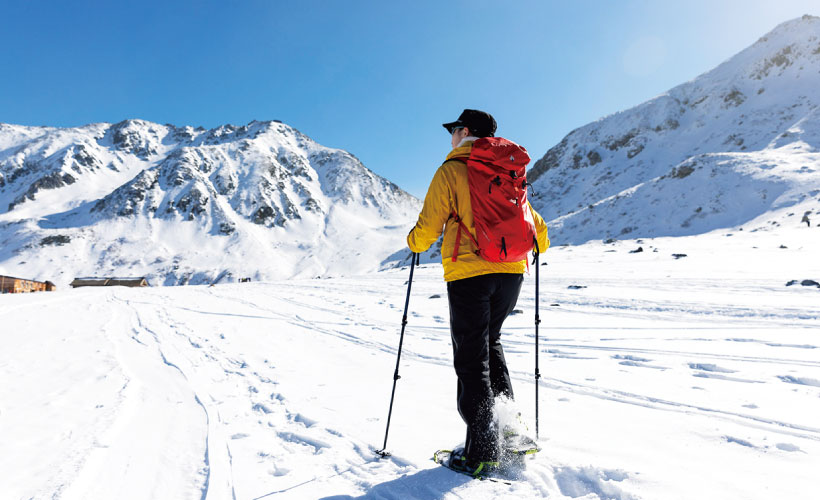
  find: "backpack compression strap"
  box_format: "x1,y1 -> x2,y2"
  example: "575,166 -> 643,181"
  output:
450,211 -> 481,262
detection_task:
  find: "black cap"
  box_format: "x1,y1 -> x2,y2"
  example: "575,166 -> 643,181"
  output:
442,109 -> 497,137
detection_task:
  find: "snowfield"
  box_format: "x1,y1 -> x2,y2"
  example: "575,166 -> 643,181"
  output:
2,226 -> 818,500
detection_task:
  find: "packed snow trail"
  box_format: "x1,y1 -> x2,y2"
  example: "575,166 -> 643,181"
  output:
1,231 -> 818,499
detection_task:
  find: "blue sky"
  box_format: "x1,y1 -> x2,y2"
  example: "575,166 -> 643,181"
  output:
1,0 -> 817,198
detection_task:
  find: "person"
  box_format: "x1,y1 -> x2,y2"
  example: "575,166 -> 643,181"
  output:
801,213 -> 811,227
407,109 -> 549,474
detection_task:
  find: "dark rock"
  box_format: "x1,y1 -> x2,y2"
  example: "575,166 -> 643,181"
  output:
801,279 -> 820,288
571,153 -> 585,169
672,253 -> 687,259
218,222 -> 235,235
604,129 -> 639,151
723,88 -> 746,107
509,309 -> 523,315
304,198 -> 321,213
568,285 -> 587,290
429,294 -> 441,299
40,235 -> 71,246
8,171 -> 77,211
72,145 -> 100,168
586,150 -> 602,165
110,120 -> 157,158
528,136 -> 569,183
669,164 -> 695,179
630,247 -> 644,253
252,205 -> 276,225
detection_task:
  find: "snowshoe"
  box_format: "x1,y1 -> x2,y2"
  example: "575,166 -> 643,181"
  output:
432,448 -> 506,482
499,428 -> 540,472
502,429 -> 540,456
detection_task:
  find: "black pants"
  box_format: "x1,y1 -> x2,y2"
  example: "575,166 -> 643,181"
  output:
447,272 -> 523,462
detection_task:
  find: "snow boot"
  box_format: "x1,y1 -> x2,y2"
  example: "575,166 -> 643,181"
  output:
447,447 -> 499,478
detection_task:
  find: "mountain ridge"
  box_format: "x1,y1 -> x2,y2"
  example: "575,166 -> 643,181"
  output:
528,14 -> 820,244
0,119 -> 420,286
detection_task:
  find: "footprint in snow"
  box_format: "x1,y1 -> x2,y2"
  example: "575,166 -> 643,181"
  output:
692,372 -> 762,383
290,412 -> 317,427
777,375 -> 820,387
724,436 -> 757,448
612,354 -> 651,363
278,431 -> 331,452
687,362 -> 736,373
270,464 -> 290,477
619,360 -> 666,369
252,403 -> 274,414
554,465 -> 638,500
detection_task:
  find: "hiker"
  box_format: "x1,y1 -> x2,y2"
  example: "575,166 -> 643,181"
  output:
802,213 -> 811,227
407,109 -> 549,474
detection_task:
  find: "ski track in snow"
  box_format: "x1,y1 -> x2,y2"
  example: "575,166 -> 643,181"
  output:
2,235 -> 820,500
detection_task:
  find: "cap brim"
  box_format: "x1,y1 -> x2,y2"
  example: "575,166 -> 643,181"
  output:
442,121 -> 462,134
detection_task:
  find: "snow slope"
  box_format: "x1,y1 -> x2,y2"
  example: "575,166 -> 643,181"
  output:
529,15 -> 820,244
0,120 -> 420,287
2,224 -> 817,500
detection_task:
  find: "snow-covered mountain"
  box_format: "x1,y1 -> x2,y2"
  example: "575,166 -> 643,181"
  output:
0,119 -> 420,286
529,15 -> 820,244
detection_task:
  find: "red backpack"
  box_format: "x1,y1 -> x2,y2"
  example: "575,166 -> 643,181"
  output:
450,137 -> 536,263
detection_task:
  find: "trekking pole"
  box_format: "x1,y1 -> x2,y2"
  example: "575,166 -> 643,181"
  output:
376,252 -> 419,457
533,239 -> 542,440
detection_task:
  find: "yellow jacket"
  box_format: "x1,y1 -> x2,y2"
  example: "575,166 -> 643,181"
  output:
408,141 -> 550,282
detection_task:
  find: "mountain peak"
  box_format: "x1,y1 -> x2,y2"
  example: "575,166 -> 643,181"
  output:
759,14 -> 820,42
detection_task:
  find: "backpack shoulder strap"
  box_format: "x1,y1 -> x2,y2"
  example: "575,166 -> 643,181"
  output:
443,152 -> 479,262
443,155 -> 469,166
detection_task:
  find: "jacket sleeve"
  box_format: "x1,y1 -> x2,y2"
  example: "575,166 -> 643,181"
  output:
529,202 -> 550,253
408,166 -> 451,252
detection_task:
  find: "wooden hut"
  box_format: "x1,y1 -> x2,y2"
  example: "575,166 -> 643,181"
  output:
0,275 -> 56,294
70,277 -> 150,288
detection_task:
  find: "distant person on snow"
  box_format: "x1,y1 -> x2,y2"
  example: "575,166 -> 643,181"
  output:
801,213 -> 811,227
407,109 -> 549,474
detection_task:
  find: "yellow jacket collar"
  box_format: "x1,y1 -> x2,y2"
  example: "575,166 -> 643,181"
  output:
446,141 -> 474,161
